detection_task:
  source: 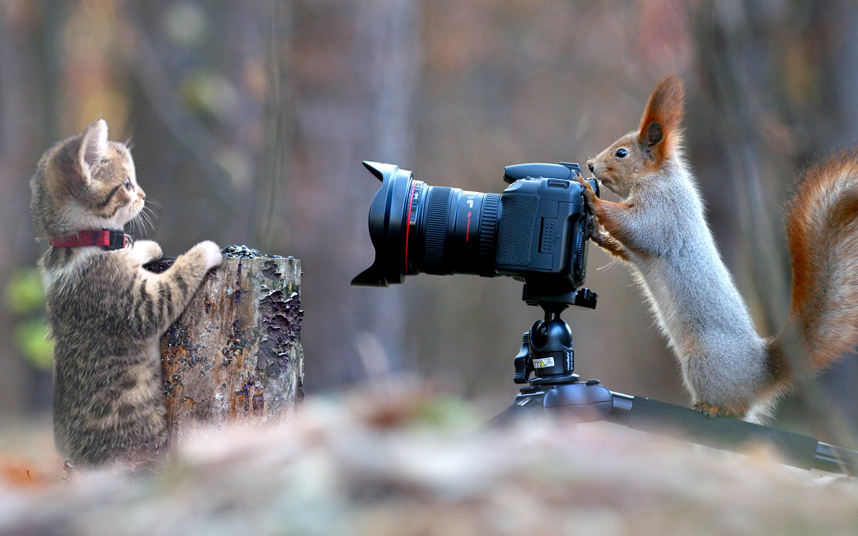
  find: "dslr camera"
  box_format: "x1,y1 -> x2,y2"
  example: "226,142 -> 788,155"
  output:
352,161 -> 599,308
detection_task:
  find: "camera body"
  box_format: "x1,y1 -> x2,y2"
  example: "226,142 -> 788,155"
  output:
352,161 -> 598,307
495,163 -> 597,301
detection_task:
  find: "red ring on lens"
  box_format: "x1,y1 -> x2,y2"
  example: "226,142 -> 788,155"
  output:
404,181 -> 417,275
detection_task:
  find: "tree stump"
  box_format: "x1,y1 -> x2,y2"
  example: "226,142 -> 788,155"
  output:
158,256 -> 303,447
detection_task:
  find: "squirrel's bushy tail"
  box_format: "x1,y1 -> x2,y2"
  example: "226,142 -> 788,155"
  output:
778,148 -> 858,376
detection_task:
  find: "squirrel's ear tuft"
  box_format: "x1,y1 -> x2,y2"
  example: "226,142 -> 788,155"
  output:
638,74 -> 684,164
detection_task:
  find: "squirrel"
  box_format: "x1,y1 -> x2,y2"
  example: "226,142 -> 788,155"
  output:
575,74 -> 858,422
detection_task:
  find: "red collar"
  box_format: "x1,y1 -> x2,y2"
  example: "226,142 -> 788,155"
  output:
49,230 -> 130,250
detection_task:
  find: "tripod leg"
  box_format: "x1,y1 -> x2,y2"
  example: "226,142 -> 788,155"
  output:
481,395 -> 542,429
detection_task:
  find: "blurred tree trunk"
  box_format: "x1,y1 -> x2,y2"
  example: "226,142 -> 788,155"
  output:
286,0 -> 420,388
0,2 -> 64,413
826,0 -> 858,435
693,0 -> 858,439
256,0 -> 293,251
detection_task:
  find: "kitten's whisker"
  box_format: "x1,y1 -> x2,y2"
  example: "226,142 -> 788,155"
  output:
128,199 -> 160,237
128,217 -> 142,237
143,206 -> 157,230
129,205 -> 156,237
141,215 -> 152,234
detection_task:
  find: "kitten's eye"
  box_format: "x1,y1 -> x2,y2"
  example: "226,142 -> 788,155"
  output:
615,148 -> 628,158
123,179 -> 133,190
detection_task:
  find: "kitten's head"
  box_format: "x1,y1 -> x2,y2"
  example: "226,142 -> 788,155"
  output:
30,120 -> 145,240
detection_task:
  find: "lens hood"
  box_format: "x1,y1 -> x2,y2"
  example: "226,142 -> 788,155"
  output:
351,161 -> 413,287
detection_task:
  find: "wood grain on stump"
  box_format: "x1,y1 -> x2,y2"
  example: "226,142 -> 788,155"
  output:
158,256 -> 303,447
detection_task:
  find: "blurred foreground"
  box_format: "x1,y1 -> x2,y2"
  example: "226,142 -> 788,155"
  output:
1,387 -> 857,536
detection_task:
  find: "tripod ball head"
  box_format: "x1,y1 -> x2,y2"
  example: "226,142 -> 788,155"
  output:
531,317 -> 572,350
529,316 -> 575,380
514,310 -> 578,385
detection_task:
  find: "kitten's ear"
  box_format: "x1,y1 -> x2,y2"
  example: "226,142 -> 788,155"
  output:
78,119 -> 109,180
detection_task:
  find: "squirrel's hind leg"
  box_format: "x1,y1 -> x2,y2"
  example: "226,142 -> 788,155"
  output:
692,402 -> 744,419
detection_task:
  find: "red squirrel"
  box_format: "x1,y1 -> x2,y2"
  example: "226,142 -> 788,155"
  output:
576,74 -> 858,422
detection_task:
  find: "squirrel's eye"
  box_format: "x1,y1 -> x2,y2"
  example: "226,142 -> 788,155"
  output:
615,148 -> 628,158
123,179 -> 133,190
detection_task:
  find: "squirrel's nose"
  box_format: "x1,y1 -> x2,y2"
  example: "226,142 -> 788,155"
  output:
587,160 -> 595,173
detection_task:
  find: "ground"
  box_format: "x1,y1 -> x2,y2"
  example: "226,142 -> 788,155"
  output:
1,387 -> 857,536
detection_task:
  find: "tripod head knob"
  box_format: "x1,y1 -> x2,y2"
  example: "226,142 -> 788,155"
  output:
513,333 -> 533,384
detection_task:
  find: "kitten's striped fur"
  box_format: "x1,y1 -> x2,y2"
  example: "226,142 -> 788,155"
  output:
30,120 -> 222,468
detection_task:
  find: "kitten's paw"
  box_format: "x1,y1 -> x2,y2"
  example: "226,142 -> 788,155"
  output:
193,240 -> 223,271
131,240 -> 163,265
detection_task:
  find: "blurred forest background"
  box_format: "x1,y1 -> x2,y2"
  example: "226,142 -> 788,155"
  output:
1,0 -> 858,445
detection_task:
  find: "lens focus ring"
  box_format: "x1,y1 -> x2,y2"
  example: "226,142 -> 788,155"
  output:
479,194 -> 500,275
424,187 -> 452,270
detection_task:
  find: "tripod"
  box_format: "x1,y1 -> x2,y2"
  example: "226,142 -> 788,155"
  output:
489,286 -> 858,475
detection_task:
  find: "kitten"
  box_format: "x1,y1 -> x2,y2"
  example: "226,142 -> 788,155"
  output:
30,119 -> 223,468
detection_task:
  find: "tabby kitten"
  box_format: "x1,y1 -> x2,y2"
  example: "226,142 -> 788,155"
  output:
30,119 -> 223,468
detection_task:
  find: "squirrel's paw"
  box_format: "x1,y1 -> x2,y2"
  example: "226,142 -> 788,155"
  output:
692,402 -> 741,419
591,228 -> 611,245
574,176 -> 600,208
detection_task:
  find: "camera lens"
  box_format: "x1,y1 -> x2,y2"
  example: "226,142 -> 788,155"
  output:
352,162 -> 500,286
416,183 -> 500,276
